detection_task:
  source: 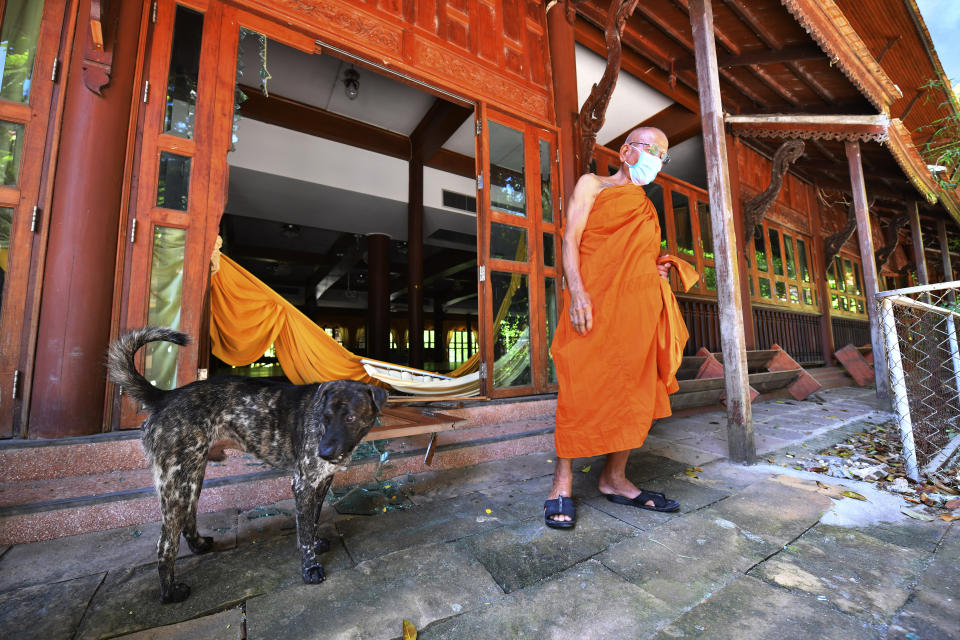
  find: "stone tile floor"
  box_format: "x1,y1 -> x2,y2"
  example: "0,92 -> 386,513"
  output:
1,387 -> 956,639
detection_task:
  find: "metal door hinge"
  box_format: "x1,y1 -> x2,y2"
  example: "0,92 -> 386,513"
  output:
130,218 -> 138,243
30,206 -> 40,232
51,58 -> 60,82
142,80 -> 150,103
556,148 -> 559,163
11,370 -> 20,400
479,362 -> 487,378
475,120 -> 481,136
477,171 -> 483,190
478,265 -> 486,282
151,1 -> 158,23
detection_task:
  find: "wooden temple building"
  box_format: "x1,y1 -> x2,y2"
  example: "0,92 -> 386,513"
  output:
0,0 -> 958,539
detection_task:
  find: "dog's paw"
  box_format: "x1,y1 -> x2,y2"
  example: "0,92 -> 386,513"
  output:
187,536 -> 214,554
313,538 -> 330,555
161,582 -> 191,604
302,563 -> 326,584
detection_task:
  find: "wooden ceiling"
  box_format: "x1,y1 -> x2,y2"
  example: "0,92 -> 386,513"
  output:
575,0 -> 958,225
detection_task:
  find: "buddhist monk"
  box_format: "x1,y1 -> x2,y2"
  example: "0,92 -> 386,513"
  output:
544,126 -> 696,528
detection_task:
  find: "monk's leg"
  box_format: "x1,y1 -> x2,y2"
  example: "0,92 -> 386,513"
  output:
546,458 -> 574,523
598,450 -> 655,507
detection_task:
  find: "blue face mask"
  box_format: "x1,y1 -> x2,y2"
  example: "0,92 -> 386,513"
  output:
627,150 -> 663,186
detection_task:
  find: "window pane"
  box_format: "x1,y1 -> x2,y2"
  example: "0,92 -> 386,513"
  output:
163,5 -> 204,139
0,120 -> 24,186
827,262 -> 837,290
856,299 -> 864,314
672,191 -> 694,257
835,257 -> 846,291
789,284 -> 800,304
775,280 -> 787,302
539,139 -> 552,223
803,287 -> 814,305
0,206 -> 12,309
759,277 -> 772,299
769,228 -> 783,276
797,238 -> 810,283
490,223 -> 527,261
754,226 -> 768,272
156,151 -> 191,210
844,258 -> 856,293
489,121 -> 525,217
697,202 -> 713,260
704,265 -> 717,290
542,232 -> 555,267
492,272 -> 530,387
749,277 -> 754,297
831,293 -> 839,310
0,0 -> 45,103
545,276 -> 557,383
644,182 -> 667,250
145,226 -> 186,390
854,262 -> 863,296
783,233 -> 796,279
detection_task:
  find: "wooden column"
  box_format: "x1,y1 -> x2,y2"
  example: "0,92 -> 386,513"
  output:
546,0 -> 580,204
809,186 -> 836,363
29,0 -> 144,437
433,298 -> 445,367
408,157 -> 424,368
908,201 -> 929,285
689,0 -> 754,463
844,141 -> 889,400
938,219 -> 955,304
366,233 -> 391,361
726,135 -> 755,349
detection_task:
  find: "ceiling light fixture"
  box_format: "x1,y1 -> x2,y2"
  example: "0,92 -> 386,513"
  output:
343,67 -> 359,100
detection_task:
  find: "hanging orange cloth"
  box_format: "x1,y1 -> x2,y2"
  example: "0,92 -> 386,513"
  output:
551,184 -> 697,458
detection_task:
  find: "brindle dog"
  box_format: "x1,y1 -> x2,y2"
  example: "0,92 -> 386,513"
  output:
108,326 -> 387,603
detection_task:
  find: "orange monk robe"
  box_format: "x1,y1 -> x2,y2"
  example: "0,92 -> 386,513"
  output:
551,184 -> 698,458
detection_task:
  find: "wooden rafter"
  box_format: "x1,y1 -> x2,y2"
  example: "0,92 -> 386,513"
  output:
577,0 -> 641,175
604,103 -> 701,149
675,44 -> 824,70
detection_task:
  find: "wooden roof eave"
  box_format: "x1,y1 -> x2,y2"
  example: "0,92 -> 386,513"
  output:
905,0 -> 960,119
780,0 -> 902,114
885,119 -> 945,208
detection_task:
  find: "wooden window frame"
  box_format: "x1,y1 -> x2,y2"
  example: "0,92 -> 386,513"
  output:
827,251 -> 869,319
746,214 -> 820,315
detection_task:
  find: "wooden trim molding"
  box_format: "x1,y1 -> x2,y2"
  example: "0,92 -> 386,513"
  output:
779,0 -> 902,113
726,114 -> 890,143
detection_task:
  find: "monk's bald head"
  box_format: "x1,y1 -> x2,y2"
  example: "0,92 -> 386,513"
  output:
625,127 -> 668,149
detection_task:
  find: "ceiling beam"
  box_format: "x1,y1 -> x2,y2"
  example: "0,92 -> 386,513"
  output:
425,148 -> 475,178
604,102 -> 701,149
314,244 -> 362,299
675,44 -> 824,70
391,257 -> 476,301
411,98 -> 473,163
228,242 -> 333,267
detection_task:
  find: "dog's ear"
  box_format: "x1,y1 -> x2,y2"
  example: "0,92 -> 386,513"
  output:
366,384 -> 388,413
312,382 -> 332,408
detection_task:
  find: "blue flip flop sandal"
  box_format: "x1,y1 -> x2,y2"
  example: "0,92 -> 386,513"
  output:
544,496 -> 576,529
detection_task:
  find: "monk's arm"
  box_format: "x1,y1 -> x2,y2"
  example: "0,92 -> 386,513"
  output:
562,175 -> 600,335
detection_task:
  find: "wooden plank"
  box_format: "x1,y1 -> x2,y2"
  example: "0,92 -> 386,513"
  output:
669,388 -> 725,410
845,140 -> 889,399
690,0 -> 754,463
767,343 -> 822,400
678,377 -> 726,393
834,343 -> 874,386
363,406 -> 463,441
748,370 -> 801,393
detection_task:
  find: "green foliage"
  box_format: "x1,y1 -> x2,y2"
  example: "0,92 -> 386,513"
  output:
916,77 -> 960,191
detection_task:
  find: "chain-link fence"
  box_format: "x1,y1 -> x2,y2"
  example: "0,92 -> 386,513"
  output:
877,282 -> 960,480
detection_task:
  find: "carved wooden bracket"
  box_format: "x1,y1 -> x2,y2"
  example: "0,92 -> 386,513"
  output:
823,202 -> 857,273
742,140 -> 805,245
81,0 -> 116,95
874,213 -> 909,270
577,0 -> 639,175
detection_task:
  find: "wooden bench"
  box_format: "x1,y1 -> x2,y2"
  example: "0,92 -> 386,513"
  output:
363,405 -> 464,465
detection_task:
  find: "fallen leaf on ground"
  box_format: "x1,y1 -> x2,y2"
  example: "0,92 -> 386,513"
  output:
842,490 -> 867,501
580,465 -> 591,473
403,619 -> 417,640
901,507 -> 935,521
940,514 -> 959,522
946,498 -> 960,510
685,470 -> 699,478
904,496 -> 922,504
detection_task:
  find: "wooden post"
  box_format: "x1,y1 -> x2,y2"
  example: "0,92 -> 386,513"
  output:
726,134 -> 755,349
689,0 -> 754,463
938,219 -> 955,304
844,140 -> 889,401
809,185 -> 836,363
408,157 -> 424,368
367,233 -> 391,361
546,0 -> 580,205
908,201 -> 929,285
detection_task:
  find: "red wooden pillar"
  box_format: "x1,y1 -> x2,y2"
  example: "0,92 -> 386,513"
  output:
408,157 -> 424,369
809,186 -> 835,363
546,1 -> 579,206
29,0 -> 145,437
366,233 -> 391,361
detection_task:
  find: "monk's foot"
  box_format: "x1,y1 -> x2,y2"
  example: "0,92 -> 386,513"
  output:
597,476 -> 655,508
545,464 -> 574,523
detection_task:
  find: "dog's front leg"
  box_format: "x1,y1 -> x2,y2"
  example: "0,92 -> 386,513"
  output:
292,472 -> 334,584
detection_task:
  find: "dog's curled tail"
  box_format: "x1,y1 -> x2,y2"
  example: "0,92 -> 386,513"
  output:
107,327 -> 191,410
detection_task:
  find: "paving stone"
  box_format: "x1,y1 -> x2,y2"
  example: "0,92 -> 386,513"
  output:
650,575 -> 877,640
596,511 -> 777,610
0,572 -> 103,640
418,559 -> 674,640
585,477 -> 730,530
698,477 -> 833,546
75,527 -> 350,640
678,461 -> 773,493
641,440 -> 725,466
338,491 -> 524,563
458,503 -> 638,593
236,499 -> 300,545
854,520 -> 950,553
0,509 -> 237,592
749,524 -> 926,621
887,524 -> 960,639
398,451 -> 557,505
115,608 -> 244,639
244,542 -> 503,640
625,451 -> 703,478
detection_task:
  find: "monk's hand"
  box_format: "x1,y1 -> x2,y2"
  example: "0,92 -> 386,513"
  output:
657,256 -> 671,280
569,289 -> 593,335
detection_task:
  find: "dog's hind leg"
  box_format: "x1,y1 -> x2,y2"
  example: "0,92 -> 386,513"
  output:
155,453 -> 207,603
181,467 -> 214,555
292,472 -> 334,584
